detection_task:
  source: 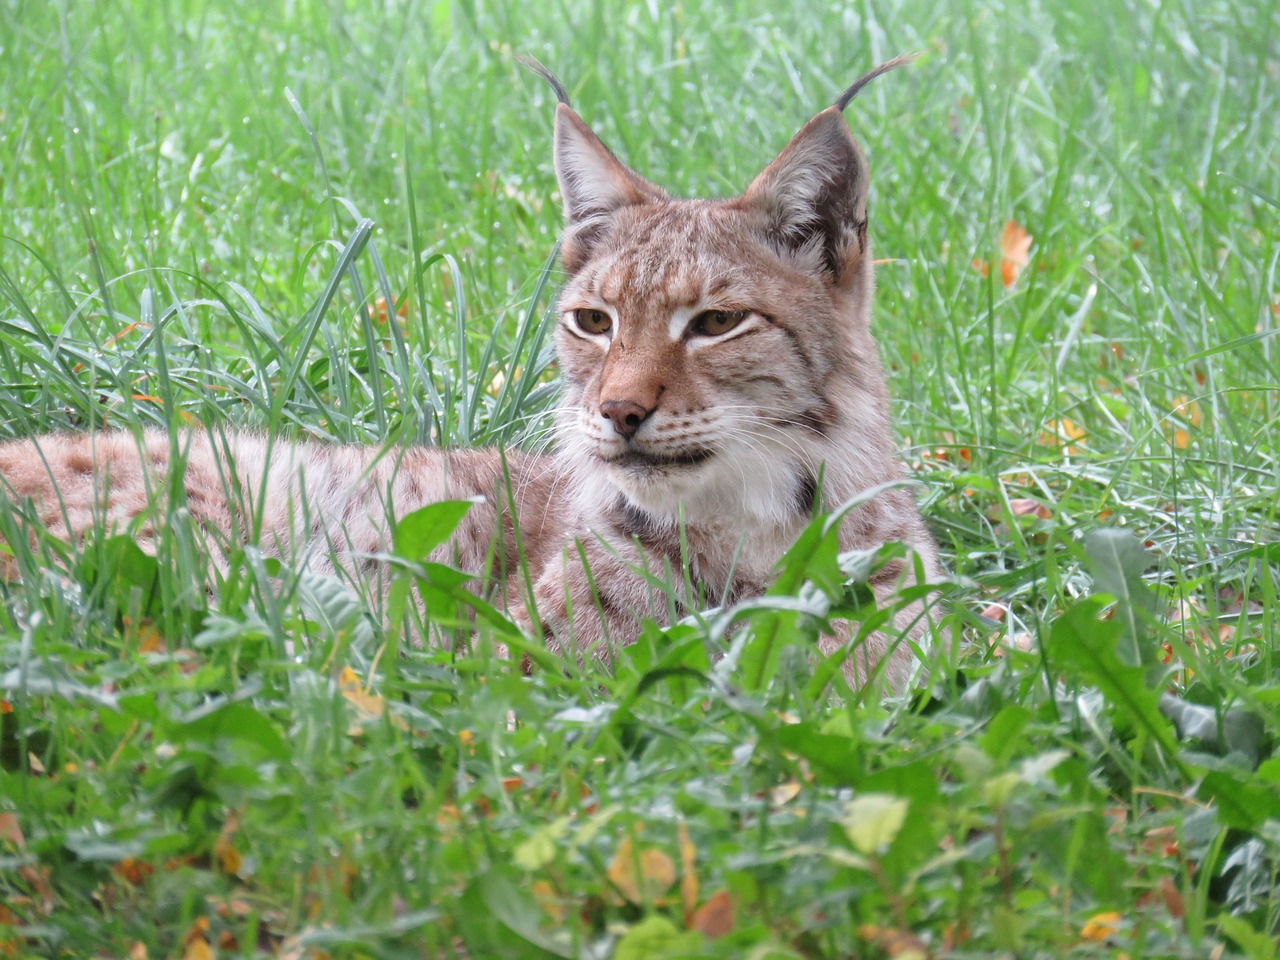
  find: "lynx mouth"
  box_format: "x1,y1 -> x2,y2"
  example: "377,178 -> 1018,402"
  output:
604,447 -> 716,470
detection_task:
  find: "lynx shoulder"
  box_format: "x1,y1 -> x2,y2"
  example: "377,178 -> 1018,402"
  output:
0,57 -> 941,689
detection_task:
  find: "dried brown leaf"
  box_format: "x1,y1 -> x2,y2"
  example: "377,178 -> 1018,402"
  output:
690,890 -> 735,938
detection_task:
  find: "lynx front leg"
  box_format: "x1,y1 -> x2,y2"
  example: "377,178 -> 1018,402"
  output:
521,533 -> 677,668
818,556 -> 940,692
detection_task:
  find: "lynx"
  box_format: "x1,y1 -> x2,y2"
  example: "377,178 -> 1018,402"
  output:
0,57 -> 940,688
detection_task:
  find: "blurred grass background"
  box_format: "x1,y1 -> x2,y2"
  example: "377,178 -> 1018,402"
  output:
2,0 -> 1279,955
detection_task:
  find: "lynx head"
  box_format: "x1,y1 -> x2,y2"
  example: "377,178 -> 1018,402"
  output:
544,58 -> 914,530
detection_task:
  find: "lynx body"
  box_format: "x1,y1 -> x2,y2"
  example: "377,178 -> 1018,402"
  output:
0,60 -> 940,688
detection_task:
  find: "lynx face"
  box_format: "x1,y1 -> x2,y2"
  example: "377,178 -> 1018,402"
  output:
556,205 -> 841,527
550,99 -> 898,536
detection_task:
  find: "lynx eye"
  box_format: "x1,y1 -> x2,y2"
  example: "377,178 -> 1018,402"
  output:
689,309 -> 748,338
571,308 -> 612,337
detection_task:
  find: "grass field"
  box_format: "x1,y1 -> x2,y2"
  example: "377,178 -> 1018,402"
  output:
2,0 -> 1279,956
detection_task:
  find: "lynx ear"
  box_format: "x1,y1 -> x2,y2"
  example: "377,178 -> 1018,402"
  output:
742,108 -> 870,282
554,105 -> 665,265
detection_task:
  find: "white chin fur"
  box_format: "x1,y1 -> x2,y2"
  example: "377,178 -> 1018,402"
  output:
608,436 -> 803,528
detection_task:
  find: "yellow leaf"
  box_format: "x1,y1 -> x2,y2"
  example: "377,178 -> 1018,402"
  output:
337,666 -> 405,733
182,918 -> 212,960
1080,911 -> 1122,941
113,857 -> 154,886
1172,395 -> 1202,428
531,879 -> 565,923
124,617 -> 166,654
771,781 -> 802,805
607,837 -> 676,904
338,666 -> 383,717
858,924 -> 931,959
213,812 -> 243,877
841,794 -> 909,856
1038,417 -> 1085,454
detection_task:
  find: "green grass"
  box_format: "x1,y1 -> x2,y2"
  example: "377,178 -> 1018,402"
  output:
2,0 -> 1279,956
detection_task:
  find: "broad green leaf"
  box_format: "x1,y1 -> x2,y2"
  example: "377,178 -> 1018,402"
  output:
1046,598 -> 1182,766
514,817 -> 572,872
392,498 -> 479,561
983,772 -> 1023,806
1083,527 -> 1158,665
1160,695 -> 1264,764
841,793 -> 909,856
1198,771 -> 1280,830
979,705 -> 1033,762
171,701 -> 290,762
456,871 -> 574,959
771,723 -> 861,784
614,915 -> 701,960
1218,914 -> 1278,960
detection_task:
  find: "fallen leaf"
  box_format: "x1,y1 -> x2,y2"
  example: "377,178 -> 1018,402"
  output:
607,837 -> 676,904
1171,395 -> 1202,427
1159,876 -> 1185,920
858,924 -> 931,959
1005,499 -> 1052,520
531,879 -> 565,923
1038,418 -> 1085,454
771,781 -> 802,805
213,812 -> 243,877
124,617 -> 165,654
0,813 -> 23,848
992,631 -> 1035,657
211,895 -> 253,920
367,296 -> 408,325
690,890 -> 735,938
17,863 -> 55,914
182,918 -> 213,960
1080,911 -> 1122,941
999,220 -> 1033,287
337,666 -> 406,733
978,603 -> 1007,622
103,322 -> 149,348
113,858 -> 154,886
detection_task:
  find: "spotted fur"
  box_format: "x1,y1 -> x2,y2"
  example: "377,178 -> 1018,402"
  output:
0,59 -> 941,689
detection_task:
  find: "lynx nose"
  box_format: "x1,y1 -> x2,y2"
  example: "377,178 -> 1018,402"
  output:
600,399 -> 653,440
